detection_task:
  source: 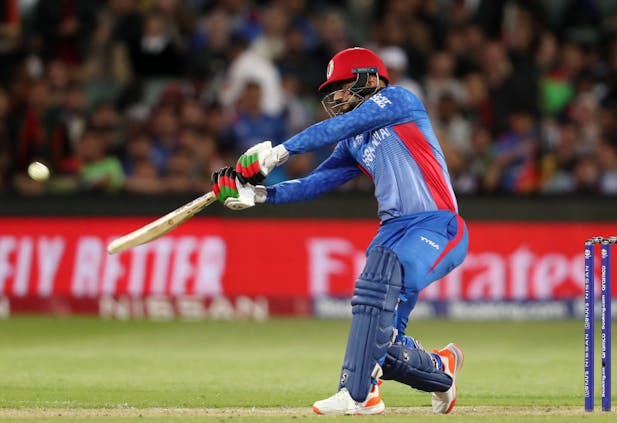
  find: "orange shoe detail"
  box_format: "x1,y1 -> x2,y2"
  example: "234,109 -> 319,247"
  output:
312,380 -> 385,415
363,380 -> 383,407
431,343 -> 464,414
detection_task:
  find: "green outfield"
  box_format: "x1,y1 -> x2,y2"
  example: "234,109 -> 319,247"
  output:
0,316 -> 614,422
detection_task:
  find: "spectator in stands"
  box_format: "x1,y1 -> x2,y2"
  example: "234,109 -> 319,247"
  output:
123,130 -> 162,194
312,9 -> 353,78
572,154 -> 600,194
164,148 -> 197,193
423,51 -> 465,111
229,80 -> 286,154
82,5 -> 133,96
378,45 -> 424,100
187,8 -> 232,79
219,34 -> 284,115
462,72 -> 493,129
0,0 -> 20,85
76,128 -> 124,193
178,126 -> 224,180
124,157 -> 161,194
433,93 -> 471,157
46,59 -> 71,107
467,125 -> 494,192
275,24 -> 322,96
14,80 -> 73,175
31,0 -> 97,66
127,10 -> 186,78
484,109 -> 540,193
602,37 -> 617,108
250,5 -> 289,61
443,25 -> 482,77
122,130 -> 153,175
108,0 -> 143,51
3,0 -> 617,198
542,121 -> 581,194
54,82 -> 87,174
568,93 -> 601,154
203,100 -> 235,155
89,102 -> 124,152
280,74 -> 312,136
502,2 -> 539,101
149,105 -> 180,175
0,87 -> 10,191
179,98 -> 206,128
540,42 -> 583,116
480,41 -> 514,134
597,138 -> 617,195
218,0 -> 262,42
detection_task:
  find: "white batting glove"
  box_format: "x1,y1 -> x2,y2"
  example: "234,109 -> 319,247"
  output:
223,180 -> 267,211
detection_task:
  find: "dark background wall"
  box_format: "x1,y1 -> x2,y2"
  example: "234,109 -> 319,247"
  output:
1,193 -> 615,221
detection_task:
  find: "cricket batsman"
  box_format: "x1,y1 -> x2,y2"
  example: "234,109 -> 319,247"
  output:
211,47 -> 469,415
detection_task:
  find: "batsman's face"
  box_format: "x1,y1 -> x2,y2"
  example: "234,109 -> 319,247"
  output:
332,81 -> 354,101
321,75 -> 381,117
333,81 -> 359,112
322,80 -> 362,117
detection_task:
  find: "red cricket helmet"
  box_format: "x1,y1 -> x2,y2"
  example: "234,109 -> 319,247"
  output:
318,47 -> 390,92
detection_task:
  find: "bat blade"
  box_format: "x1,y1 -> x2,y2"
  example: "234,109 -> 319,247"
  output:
107,191 -> 217,254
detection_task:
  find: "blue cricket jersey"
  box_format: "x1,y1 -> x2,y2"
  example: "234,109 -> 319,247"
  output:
265,85 -> 458,222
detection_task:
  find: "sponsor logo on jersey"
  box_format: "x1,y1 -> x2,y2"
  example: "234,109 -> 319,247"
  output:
370,92 -> 392,109
420,236 -> 440,250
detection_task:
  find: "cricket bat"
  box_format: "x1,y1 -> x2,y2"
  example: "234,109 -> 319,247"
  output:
107,191 -> 217,254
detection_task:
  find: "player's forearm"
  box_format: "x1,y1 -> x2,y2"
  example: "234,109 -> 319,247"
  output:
265,167 -> 360,204
265,180 -> 331,204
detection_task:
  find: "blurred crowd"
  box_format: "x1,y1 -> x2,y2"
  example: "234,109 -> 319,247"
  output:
2,0 -> 617,196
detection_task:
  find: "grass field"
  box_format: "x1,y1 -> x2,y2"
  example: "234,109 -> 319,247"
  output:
0,316 -> 615,422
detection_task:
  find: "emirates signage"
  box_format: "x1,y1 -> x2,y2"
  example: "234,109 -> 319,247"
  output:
0,217 -> 614,318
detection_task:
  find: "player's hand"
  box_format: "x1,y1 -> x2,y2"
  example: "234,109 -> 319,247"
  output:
235,141 -> 289,184
211,167 -> 267,210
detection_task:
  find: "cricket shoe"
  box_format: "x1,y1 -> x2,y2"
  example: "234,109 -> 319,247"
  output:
431,343 -> 464,414
312,381 -> 384,415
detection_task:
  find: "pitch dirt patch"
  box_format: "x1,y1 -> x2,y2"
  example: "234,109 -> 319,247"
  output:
0,406 -> 588,418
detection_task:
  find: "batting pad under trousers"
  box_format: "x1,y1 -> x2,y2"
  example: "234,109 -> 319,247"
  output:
369,210 -> 468,339
338,210 -> 468,402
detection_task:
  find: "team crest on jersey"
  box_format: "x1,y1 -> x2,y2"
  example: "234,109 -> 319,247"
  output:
353,134 -> 363,147
326,60 -> 334,78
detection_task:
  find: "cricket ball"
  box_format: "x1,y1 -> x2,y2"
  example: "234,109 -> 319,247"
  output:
27,161 -> 50,182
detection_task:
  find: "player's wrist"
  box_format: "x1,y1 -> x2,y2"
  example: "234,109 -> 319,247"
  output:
254,185 -> 267,203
